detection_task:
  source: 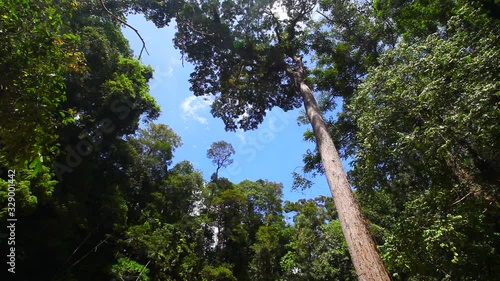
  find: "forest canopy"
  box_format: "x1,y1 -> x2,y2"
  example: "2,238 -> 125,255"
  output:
0,0 -> 498,280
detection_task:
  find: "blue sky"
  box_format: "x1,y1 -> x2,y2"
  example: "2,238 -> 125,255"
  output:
122,14 -> 332,202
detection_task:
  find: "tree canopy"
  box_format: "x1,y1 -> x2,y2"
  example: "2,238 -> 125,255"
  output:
0,0 -> 498,280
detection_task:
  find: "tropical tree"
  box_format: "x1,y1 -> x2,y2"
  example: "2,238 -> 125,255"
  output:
350,6 -> 500,280
136,0 -> 390,278
238,180 -> 288,280
0,0 -> 85,216
128,122 -> 182,183
207,141 -> 235,180
4,2 -> 161,279
0,0 -> 85,169
282,197 -> 355,280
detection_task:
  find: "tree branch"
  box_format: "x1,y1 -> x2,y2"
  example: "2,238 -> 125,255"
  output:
316,10 -> 334,24
265,7 -> 283,45
177,4 -> 216,37
51,233 -> 92,281
69,237 -> 110,268
182,20 -> 216,37
100,0 -> 149,59
451,191 -> 473,206
136,260 -> 151,281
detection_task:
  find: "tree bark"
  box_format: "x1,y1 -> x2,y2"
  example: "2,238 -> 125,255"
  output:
292,56 -> 391,281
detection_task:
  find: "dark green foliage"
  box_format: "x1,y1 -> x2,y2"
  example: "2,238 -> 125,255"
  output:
201,264 -> 238,281
298,0 -> 394,178
350,7 -> 500,279
207,141 -> 235,179
281,197 -> 356,280
2,0 -> 499,280
297,1 -> 500,279
0,0 -> 85,168
136,0 -> 316,131
0,0 -> 85,211
111,257 -> 151,281
373,0 -> 500,40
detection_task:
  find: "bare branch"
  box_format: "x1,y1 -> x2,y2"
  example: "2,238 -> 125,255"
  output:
181,20 -> 216,37
70,237 -> 110,268
100,0 -> 149,59
451,191 -> 473,206
177,4 -> 216,37
135,260 -> 151,281
316,10 -> 334,24
265,7 -> 283,44
51,233 -> 92,281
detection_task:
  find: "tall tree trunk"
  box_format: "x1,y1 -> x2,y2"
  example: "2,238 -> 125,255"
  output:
292,56 -> 391,281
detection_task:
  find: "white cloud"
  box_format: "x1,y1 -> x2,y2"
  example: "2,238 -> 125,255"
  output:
271,0 -> 289,20
170,56 -> 182,66
236,129 -> 247,144
181,96 -> 213,124
311,3 -> 321,21
270,1 -> 320,30
153,64 -> 173,79
269,116 -> 278,131
149,64 -> 174,90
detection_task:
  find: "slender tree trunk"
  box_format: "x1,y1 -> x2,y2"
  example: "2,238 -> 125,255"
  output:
292,56 -> 390,281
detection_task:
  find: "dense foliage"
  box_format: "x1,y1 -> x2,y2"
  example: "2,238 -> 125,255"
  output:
1,0 -> 498,280
301,1 -> 500,280
350,6 -> 500,280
